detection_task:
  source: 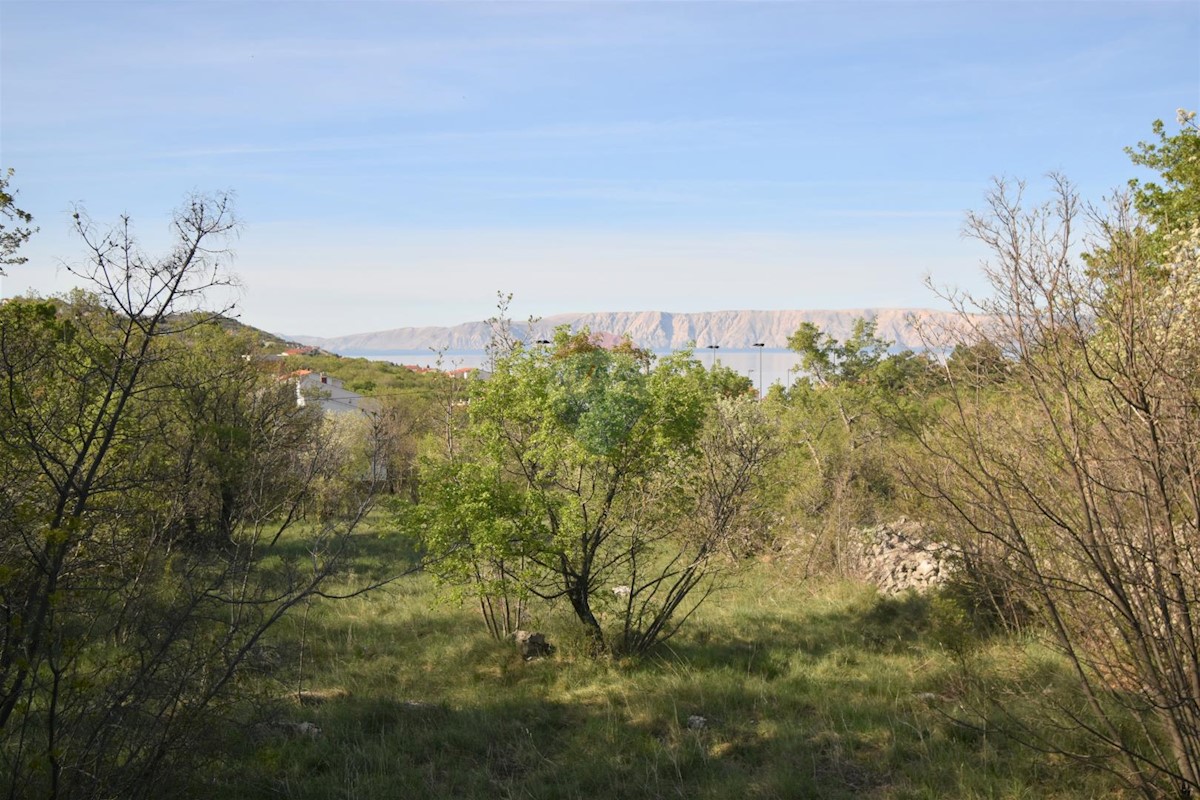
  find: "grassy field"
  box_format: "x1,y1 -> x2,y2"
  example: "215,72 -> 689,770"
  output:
212,525 -> 1131,799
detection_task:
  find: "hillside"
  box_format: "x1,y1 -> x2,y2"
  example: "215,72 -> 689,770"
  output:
293,308 -> 963,354
203,314 -> 307,352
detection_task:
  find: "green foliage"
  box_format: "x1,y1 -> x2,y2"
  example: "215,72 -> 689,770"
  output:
284,351 -> 439,401
154,321 -> 325,546
788,318 -> 890,386
0,168 -> 36,274
0,196 -> 378,799
776,318 -> 937,566
401,327 -> 774,654
788,317 -> 933,394
0,291 -> 359,797
1089,111 -> 1200,288
400,458 -> 537,637
945,340 -> 1010,385
705,362 -> 755,398
1126,109 -> 1200,237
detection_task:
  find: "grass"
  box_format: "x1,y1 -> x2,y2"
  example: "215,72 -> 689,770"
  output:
210,525 -> 1134,799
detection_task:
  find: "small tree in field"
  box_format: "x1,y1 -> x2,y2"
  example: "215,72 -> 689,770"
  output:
405,329 -> 776,654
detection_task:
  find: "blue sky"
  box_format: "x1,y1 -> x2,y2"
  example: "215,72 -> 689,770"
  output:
2,1 -> 1198,337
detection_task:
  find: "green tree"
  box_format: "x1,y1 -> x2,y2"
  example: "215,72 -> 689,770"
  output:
1088,110 -> 1200,288
779,318 -> 935,567
154,321 -> 333,545
1127,108 -> 1200,238
404,329 -> 776,654
944,339 -> 1010,385
0,168 -> 36,275
705,361 -> 755,398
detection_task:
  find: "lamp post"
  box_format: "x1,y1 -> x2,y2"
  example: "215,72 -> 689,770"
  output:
705,344 -> 720,369
752,342 -> 765,399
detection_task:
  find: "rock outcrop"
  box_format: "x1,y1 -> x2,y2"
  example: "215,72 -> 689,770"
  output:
854,520 -> 953,594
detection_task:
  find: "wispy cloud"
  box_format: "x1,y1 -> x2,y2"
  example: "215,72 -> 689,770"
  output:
146,117 -> 773,160
4,0 -> 1196,336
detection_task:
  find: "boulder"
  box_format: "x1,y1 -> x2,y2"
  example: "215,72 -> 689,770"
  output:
295,687 -> 350,705
513,630 -> 555,660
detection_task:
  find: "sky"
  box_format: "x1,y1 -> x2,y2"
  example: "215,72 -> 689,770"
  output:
2,0 -> 1198,337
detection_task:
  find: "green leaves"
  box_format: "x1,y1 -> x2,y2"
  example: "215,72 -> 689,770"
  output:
403,459 -> 534,584
403,325 -> 761,653
1126,110 -> 1200,237
777,317 -> 939,542
0,168 -> 36,274
787,317 -> 911,389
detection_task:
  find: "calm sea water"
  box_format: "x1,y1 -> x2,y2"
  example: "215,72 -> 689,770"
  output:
358,349 -> 803,393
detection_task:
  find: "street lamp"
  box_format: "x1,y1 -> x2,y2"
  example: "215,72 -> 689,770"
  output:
705,344 -> 720,369
752,342 -> 765,399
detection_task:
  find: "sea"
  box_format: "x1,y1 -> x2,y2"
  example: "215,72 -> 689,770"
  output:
357,348 -> 804,394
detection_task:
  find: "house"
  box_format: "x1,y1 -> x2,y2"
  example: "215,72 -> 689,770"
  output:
448,366 -> 492,380
286,370 -> 386,482
291,370 -> 374,416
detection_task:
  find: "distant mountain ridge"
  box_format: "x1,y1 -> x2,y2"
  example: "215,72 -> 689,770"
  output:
292,308 -> 962,354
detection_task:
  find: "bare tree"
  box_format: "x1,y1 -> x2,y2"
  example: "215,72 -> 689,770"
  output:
0,195 -> 375,799
909,176 -> 1200,798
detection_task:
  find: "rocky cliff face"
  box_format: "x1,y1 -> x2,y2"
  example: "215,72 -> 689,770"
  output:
295,308 -> 963,353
